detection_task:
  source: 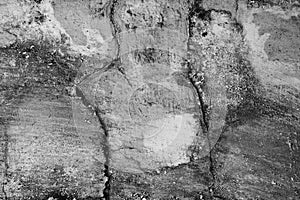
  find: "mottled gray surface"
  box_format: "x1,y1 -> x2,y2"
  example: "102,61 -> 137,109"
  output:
0,0 -> 299,199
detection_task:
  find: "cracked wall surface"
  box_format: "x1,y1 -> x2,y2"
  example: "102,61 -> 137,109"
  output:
0,0 -> 299,199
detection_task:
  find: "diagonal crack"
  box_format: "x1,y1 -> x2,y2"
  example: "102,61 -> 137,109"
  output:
74,87 -> 111,200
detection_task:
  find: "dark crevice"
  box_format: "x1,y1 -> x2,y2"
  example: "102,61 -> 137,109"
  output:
187,1 -> 219,199
102,1 -> 122,199
111,59 -> 133,87
187,2 -> 248,199
186,62 -> 217,198
107,0 -> 132,87
2,28 -> 18,41
234,0 -> 244,33
33,0 -> 42,4
94,109 -> 111,200
236,0 -> 239,11
1,123 -> 8,200
187,68 -> 209,132
235,0 -> 239,19
74,87 -> 111,200
1,185 -> 7,200
108,0 -> 120,59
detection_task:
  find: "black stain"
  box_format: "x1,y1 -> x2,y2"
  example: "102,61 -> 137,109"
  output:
44,191 -> 79,200
0,40 -> 82,198
33,0 -> 42,4
34,11 -> 46,24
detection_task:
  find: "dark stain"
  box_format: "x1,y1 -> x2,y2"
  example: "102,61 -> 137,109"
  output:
209,45 -> 300,200
88,0 -> 107,18
3,161 -> 84,199
44,192 -> 73,200
188,3 -> 244,38
186,4 -> 299,199
0,40 -> 82,198
3,40 -> 80,92
133,48 -> 184,66
188,3 -> 223,198
189,0 -> 210,20
33,0 -> 42,4
188,0 -> 211,37
74,85 -> 112,200
34,11 -> 46,24
224,53 -> 297,128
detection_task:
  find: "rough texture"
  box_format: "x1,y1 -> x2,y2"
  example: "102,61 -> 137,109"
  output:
253,11 -> 300,63
0,0 -> 299,199
76,0 -> 203,173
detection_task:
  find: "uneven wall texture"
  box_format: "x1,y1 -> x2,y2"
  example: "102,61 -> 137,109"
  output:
0,0 -> 299,199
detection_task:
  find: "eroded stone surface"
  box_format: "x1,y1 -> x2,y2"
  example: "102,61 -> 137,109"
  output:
202,0 -> 238,18
78,58 -> 203,173
52,0 -> 117,56
188,8 -> 246,159
0,41 -> 107,199
0,0 -> 300,199
114,0 -> 189,32
253,11 -> 300,63
6,97 -> 106,199
73,0 -> 213,173
209,2 -> 300,199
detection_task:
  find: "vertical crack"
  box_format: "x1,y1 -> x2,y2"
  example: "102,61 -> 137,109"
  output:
107,0 -> 132,87
0,104 -> 11,200
74,87 -> 111,200
1,126 -> 8,200
186,62 -> 217,197
94,109 -> 111,200
99,1 -> 122,199
187,2 -> 245,199
235,0 -> 239,18
107,0 -> 120,59
187,0 -> 217,198
187,69 -> 209,132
